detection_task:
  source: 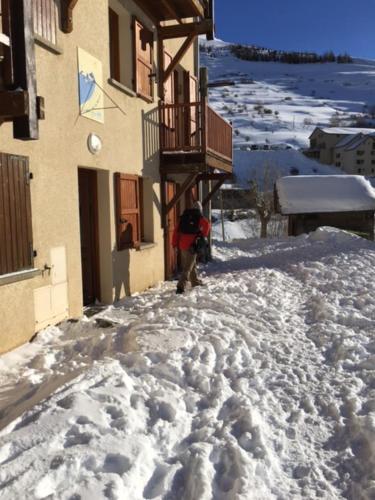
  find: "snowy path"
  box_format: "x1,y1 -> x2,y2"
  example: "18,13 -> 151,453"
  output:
0,228 -> 375,499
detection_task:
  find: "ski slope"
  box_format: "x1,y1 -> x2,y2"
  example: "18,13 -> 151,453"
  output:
200,39 -> 375,186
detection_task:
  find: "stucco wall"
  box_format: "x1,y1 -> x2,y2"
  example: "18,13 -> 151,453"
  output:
0,0 -> 198,353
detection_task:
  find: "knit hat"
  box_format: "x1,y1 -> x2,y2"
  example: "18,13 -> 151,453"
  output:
193,201 -> 203,213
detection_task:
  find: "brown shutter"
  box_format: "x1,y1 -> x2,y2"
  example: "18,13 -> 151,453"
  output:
115,173 -> 141,250
33,0 -> 58,45
109,8 -> 120,81
133,17 -> 153,101
0,153 -> 33,275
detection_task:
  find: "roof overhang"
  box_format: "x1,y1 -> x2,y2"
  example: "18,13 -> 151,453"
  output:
132,0 -> 208,22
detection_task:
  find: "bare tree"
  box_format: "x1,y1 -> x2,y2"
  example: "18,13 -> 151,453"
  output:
249,165 -> 279,238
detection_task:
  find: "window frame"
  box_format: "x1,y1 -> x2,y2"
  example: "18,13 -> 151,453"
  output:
108,7 -> 120,82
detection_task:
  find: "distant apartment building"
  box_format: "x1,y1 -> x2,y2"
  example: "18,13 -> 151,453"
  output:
307,127 -> 375,175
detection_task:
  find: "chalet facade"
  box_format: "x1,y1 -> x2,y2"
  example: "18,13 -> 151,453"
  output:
275,175 -> 375,240
0,0 -> 233,353
307,127 -> 375,175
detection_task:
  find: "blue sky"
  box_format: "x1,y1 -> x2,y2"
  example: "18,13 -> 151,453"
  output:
214,0 -> 375,59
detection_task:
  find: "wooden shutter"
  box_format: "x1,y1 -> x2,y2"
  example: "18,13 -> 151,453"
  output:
133,17 -> 153,101
33,0 -> 58,45
109,8 -> 120,81
115,173 -> 141,250
0,153 -> 33,275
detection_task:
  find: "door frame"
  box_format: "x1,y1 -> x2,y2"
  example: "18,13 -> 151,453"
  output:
78,167 -> 101,305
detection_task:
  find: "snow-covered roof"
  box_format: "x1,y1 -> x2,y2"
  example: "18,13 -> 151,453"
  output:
317,127 -> 375,135
335,132 -> 375,151
310,127 -> 375,139
276,175 -> 375,214
335,133 -> 360,149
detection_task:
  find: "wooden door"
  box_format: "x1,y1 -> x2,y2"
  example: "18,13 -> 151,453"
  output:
163,51 -> 177,148
78,169 -> 100,305
183,71 -> 199,147
165,181 -> 178,279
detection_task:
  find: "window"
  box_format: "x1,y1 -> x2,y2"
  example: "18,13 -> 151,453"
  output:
0,153 -> 33,275
357,160 -> 364,165
133,17 -> 153,101
108,8 -> 120,81
310,139 -> 317,148
357,150 -> 365,156
33,0 -> 58,45
372,160 -> 375,165
115,173 -> 153,250
357,168 -> 362,173
335,162 -> 341,167
336,153 -> 341,158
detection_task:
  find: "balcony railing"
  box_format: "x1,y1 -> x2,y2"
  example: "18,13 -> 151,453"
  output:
160,101 -> 233,163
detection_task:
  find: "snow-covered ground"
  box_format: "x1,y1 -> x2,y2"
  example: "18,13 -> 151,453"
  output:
1,227 -> 375,499
200,39 -> 375,186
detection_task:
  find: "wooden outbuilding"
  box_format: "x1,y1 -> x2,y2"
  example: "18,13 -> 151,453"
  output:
275,175 -> 375,240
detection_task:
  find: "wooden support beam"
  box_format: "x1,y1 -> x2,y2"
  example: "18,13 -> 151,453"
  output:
165,173 -> 198,214
158,19 -> 213,40
0,90 -> 29,120
163,33 -> 195,84
197,173 -> 232,182
202,176 -> 229,206
61,0 -> 78,33
160,0 -> 183,24
11,0 -> 39,140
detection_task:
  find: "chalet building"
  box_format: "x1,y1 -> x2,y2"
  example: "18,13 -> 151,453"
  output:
0,0 -> 233,353
307,127 -> 375,175
275,175 -> 375,240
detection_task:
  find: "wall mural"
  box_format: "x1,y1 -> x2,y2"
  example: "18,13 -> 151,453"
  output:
78,48 -> 104,123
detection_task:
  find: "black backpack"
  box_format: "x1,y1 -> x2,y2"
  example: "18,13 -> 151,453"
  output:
179,208 -> 201,234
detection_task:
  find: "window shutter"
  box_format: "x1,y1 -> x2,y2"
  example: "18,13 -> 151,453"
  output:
115,173 -> 141,250
0,153 -> 33,275
133,17 -> 153,101
33,0 -> 58,45
109,8 -> 120,81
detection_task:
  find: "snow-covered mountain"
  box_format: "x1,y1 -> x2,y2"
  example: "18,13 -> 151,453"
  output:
200,38 -> 375,186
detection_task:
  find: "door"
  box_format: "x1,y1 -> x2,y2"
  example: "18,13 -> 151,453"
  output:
165,181 -> 178,279
163,50 -> 177,149
78,168 -> 100,305
183,71 -> 199,147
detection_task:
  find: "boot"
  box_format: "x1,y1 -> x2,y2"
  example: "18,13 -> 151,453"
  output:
176,285 -> 184,294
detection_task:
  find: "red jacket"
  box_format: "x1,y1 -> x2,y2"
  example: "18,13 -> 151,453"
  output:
172,216 -> 210,251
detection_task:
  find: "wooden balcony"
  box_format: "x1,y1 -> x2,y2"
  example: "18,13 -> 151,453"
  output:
160,101 -> 233,174
132,0 -> 209,23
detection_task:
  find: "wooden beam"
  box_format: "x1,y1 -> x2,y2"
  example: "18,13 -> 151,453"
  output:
160,0 -> 183,24
130,0 -> 160,24
11,0 -> 39,140
61,0 -> 79,33
163,34 -> 195,84
202,177 -> 228,207
165,173 -> 198,214
197,173 -> 232,182
0,90 -> 29,120
158,20 -> 213,40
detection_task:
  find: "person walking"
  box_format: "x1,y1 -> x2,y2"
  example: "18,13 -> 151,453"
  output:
172,201 -> 210,294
